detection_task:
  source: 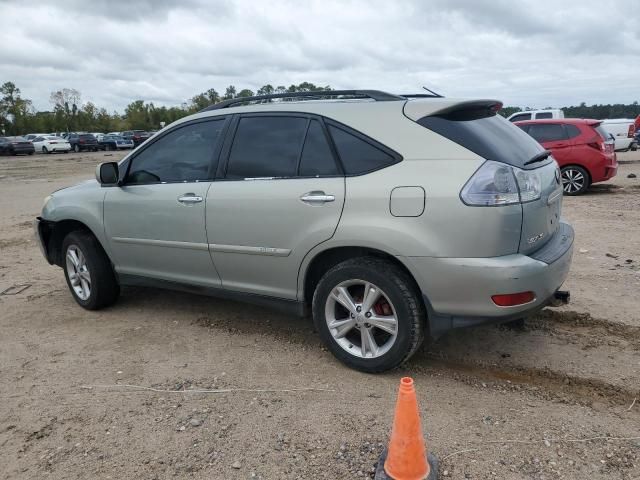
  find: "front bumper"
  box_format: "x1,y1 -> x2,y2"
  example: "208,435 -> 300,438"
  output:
34,217 -> 55,264
403,222 -> 574,339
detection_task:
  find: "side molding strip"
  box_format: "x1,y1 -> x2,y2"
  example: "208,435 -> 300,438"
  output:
209,244 -> 291,257
112,237 -> 209,251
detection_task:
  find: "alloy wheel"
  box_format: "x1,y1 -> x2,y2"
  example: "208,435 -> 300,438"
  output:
561,168 -> 585,194
324,279 -> 398,359
66,244 -> 91,300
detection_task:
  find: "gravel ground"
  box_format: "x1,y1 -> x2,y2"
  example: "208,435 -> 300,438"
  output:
0,150 -> 639,479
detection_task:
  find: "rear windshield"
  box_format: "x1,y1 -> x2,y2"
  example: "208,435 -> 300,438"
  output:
418,114 -> 550,169
594,125 -> 612,141
79,134 -> 95,140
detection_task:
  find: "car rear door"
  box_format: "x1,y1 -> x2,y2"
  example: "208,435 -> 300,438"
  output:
103,117 -> 229,286
206,114 -> 345,300
526,123 -> 572,166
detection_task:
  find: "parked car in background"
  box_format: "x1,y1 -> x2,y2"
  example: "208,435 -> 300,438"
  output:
66,133 -> 99,152
35,90 -> 574,372
98,134 -> 134,151
31,135 -> 72,154
508,109 -> 564,122
600,119 -> 637,151
0,136 -> 35,155
515,119 -> 617,195
24,133 -> 48,141
121,130 -> 151,147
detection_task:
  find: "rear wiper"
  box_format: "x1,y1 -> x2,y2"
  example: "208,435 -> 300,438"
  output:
524,150 -> 552,166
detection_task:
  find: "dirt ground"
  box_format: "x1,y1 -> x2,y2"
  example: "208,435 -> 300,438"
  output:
0,150 -> 639,480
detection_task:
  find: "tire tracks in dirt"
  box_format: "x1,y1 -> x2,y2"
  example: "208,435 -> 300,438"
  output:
418,309 -> 640,408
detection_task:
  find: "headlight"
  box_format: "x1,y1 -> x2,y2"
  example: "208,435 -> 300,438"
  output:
461,161 -> 542,206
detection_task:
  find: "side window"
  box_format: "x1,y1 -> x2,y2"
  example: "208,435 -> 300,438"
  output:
509,113 -> 532,122
527,124 -> 567,143
33,136 -> 44,141
565,124 -> 581,139
328,125 -> 397,175
126,119 -> 224,184
535,112 -> 553,119
226,116 -> 307,179
298,120 -> 340,177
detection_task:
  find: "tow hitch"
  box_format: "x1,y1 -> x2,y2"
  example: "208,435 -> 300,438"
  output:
548,290 -> 570,307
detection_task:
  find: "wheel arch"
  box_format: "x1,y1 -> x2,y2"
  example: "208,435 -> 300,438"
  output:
44,219 -> 112,267
300,245 -> 426,313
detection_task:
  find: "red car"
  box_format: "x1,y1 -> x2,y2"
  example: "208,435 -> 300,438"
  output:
515,119 -> 617,195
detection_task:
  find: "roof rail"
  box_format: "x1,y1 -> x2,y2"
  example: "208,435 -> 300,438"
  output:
199,89 -> 405,112
401,93 -> 445,99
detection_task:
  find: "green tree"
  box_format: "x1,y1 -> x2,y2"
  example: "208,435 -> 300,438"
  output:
223,85 -> 237,100
1,82 -> 32,135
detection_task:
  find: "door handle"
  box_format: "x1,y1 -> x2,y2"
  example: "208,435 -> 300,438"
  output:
177,194 -> 203,205
300,191 -> 335,204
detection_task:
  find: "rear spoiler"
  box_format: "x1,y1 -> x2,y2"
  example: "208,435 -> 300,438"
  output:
404,99 -> 503,122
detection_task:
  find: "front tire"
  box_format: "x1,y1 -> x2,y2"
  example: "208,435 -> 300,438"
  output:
62,231 -> 119,310
312,257 -> 425,373
561,165 -> 589,195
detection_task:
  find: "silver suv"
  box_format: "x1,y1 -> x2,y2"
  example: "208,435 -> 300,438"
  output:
35,90 -> 574,372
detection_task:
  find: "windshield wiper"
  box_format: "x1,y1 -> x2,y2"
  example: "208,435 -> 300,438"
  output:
524,150 -> 552,166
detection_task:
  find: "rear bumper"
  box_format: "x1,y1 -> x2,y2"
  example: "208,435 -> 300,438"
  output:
11,147 -> 35,154
402,222 -> 574,339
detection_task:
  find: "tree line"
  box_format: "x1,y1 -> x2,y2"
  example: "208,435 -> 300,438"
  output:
0,81 -> 331,136
498,102 -> 640,120
0,80 -> 637,136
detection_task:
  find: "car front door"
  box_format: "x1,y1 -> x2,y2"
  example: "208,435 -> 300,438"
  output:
206,114 -> 345,299
104,117 -> 229,286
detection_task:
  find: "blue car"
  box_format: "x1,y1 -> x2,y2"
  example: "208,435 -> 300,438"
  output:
98,134 -> 134,151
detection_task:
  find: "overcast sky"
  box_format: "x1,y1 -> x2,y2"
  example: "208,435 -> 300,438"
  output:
1,0 -> 638,112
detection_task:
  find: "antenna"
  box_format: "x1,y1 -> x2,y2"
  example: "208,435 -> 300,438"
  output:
422,86 -> 443,98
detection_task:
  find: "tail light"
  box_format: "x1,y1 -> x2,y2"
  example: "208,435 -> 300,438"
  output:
50,141 -> 58,144
492,291 -> 536,307
79,139 -> 85,144
587,141 -> 603,151
629,124 -> 636,138
460,160 -> 541,206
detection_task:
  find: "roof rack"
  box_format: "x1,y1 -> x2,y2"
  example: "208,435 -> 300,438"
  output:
401,93 -> 445,99
199,89 -> 406,112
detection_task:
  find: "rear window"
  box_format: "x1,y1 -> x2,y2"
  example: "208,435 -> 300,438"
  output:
594,125 -> 612,141
527,124 -> 567,143
565,124 -> 581,139
418,114 -> 548,169
509,113 -> 532,122
535,112 -> 553,119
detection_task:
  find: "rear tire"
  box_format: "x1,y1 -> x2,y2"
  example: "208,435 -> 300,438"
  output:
42,146 -> 48,154
62,231 -> 119,310
312,257 -> 425,373
561,165 -> 589,195
73,144 -> 80,153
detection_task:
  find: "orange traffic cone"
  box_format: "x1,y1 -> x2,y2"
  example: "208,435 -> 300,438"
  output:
374,377 -> 438,480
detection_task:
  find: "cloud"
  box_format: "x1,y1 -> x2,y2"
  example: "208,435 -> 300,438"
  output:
0,0 -> 637,112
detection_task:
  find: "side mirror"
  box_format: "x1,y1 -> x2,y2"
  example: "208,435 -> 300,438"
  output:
96,162 -> 119,186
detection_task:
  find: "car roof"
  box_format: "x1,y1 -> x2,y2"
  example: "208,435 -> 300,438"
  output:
514,118 -> 600,126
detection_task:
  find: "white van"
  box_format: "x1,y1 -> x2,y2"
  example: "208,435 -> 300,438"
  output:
507,109 -> 564,122
600,119 -> 637,151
